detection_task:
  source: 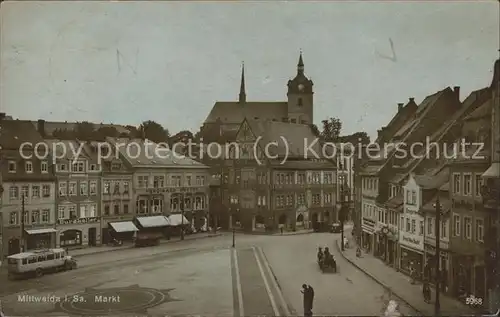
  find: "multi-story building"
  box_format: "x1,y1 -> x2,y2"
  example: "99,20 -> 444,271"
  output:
336,147 -> 355,221
0,120 -> 57,257
82,141 -> 135,244
45,140 -> 102,249
221,118 -> 337,232
108,138 -> 210,228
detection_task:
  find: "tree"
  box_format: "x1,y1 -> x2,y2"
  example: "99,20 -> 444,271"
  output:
320,117 -> 342,142
94,126 -> 119,139
139,120 -> 169,144
74,121 -> 95,140
310,124 -> 320,137
339,131 -> 370,145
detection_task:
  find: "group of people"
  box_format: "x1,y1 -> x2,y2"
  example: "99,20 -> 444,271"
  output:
317,247 -> 335,267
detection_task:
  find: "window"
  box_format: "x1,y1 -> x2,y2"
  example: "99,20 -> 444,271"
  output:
89,204 -> 96,217
441,220 -> 447,239
68,182 -> 77,196
90,164 -> 97,171
475,174 -> 483,197
59,182 -> 67,196
427,217 -> 434,236
104,205 -> 110,216
9,186 -> 19,200
475,218 -> 484,242
463,174 -> 471,196
123,181 -> 129,194
170,175 -> 181,187
297,97 -> 303,106
153,176 -> 165,188
111,163 -> 121,170
419,220 -> 424,236
406,190 -> 412,204
123,204 -> 129,214
9,212 -> 18,225
25,161 -> 33,173
71,161 -> 85,172
32,186 -> 40,198
138,176 -> 149,188
401,216 -> 404,231
24,211 -> 29,225
185,175 -> 192,186
41,209 -> 49,223
90,181 -> 97,195
406,218 -> 410,232
411,191 -> 417,205
114,204 -> 120,215
8,161 -> 16,173
58,206 -> 66,219
21,186 -> 29,198
80,182 -> 88,196
41,161 -> 48,173
453,173 -> 461,194
113,182 -> 120,194
69,205 -> 76,219
80,205 -> 87,218
31,210 -> 40,224
103,181 -> 110,194
464,216 -> 472,240
58,163 -> 67,172
453,214 -> 460,236
411,219 -> 416,233
42,185 -> 50,197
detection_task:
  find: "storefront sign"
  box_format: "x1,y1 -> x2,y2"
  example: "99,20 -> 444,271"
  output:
57,217 -> 99,226
146,187 -> 205,194
400,233 -> 423,250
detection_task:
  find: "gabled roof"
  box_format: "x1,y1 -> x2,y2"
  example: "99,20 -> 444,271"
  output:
244,119 -> 324,159
204,101 -> 288,124
270,160 -> 336,170
107,138 -> 208,168
0,119 -> 43,149
421,191 -> 451,213
385,194 -> 403,209
44,139 -> 92,161
31,121 -> 132,135
463,98 -> 491,121
413,167 -> 449,190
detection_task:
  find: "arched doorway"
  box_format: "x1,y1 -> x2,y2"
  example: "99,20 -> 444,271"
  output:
296,213 -> 304,224
278,214 -> 287,225
8,238 -> 20,255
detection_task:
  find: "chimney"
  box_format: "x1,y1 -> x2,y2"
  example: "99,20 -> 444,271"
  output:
0,112 -> 5,120
398,103 -> 404,111
377,129 -> 383,139
453,86 -> 460,99
409,97 -> 415,103
37,119 -> 46,137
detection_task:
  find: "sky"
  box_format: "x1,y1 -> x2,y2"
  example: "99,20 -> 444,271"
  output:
1,1 -> 499,140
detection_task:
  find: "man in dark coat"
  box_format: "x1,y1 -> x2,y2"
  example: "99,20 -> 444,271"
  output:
301,284 -> 314,316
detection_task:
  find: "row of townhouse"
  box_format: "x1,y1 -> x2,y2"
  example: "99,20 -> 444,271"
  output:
209,118 -> 340,232
0,119 -> 210,259
358,58 -> 500,312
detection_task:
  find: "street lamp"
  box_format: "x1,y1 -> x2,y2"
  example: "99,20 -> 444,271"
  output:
230,196 -> 238,248
180,194 -> 185,241
432,196 -> 442,317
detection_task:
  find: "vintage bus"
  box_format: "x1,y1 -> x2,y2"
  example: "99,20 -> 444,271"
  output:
7,248 -> 78,280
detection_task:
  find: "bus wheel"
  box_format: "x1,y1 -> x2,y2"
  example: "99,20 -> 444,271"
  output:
35,268 -> 43,277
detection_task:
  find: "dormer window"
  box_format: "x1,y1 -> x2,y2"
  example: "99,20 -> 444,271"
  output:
111,163 -> 121,170
8,161 -> 16,173
71,161 -> 85,173
89,164 -> 97,171
25,161 -> 33,173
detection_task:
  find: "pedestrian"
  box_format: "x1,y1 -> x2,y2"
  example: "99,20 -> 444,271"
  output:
301,284 -> 314,317
0,299 -> 5,317
280,224 -> 283,235
422,282 -> 431,303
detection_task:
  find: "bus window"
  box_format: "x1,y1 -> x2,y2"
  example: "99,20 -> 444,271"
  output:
28,257 -> 37,264
56,253 -> 61,259
47,254 -> 55,260
7,258 -> 18,265
37,256 -> 45,262
22,259 -> 28,265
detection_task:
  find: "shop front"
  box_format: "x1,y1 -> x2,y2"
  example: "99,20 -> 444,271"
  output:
361,217 -> 375,253
376,225 -> 398,266
56,217 -> 101,248
101,214 -> 134,245
25,227 -> 57,250
424,238 -> 451,292
399,232 -> 424,276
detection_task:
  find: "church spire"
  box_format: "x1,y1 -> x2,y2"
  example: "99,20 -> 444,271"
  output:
297,50 -> 304,75
239,62 -> 246,103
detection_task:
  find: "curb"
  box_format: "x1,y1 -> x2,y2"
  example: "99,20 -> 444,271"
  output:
72,233 -> 224,258
273,230 -> 314,236
334,240 -> 423,315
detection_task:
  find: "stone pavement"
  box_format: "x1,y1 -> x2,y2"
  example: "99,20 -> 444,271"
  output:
336,239 -> 477,316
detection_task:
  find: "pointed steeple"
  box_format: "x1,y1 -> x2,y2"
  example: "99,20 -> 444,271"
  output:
239,62 -> 246,103
297,49 -> 304,75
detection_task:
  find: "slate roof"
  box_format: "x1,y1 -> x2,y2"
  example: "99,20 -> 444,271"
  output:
414,167 -> 449,190
270,160 -> 336,170
245,119 -> 324,159
421,192 -> 451,213
44,139 -> 92,160
359,163 -> 384,175
0,119 -> 43,149
107,138 -> 208,168
204,101 -> 288,124
463,98 -> 491,121
385,194 -> 403,209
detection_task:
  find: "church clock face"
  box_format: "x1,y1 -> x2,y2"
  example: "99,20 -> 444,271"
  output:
298,84 -> 304,91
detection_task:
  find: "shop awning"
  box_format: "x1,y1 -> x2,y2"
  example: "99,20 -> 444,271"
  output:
136,216 -> 170,228
482,162 -> 500,178
168,214 -> 190,226
25,228 -> 57,235
109,221 -> 139,233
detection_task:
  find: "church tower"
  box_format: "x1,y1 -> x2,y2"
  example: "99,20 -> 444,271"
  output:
287,51 -> 314,124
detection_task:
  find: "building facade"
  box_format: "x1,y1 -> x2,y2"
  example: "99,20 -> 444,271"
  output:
109,138 -> 211,229
0,120 -> 57,258
46,140 -> 102,249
